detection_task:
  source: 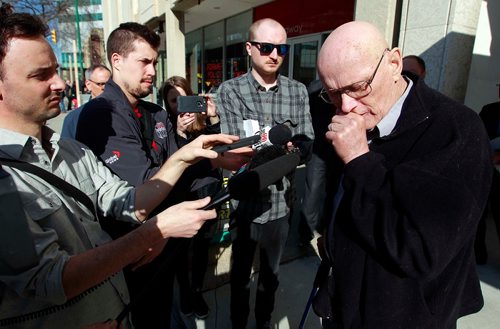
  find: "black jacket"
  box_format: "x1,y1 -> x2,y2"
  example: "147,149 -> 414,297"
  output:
479,101 -> 500,140
323,76 -> 492,328
76,80 -> 177,186
75,80 -> 212,226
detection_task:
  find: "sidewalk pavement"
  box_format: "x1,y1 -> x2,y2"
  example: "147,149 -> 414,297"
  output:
174,214 -> 500,329
47,113 -> 500,329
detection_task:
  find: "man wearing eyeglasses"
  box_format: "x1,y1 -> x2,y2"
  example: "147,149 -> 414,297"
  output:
217,18 -> 314,329
85,64 -> 112,97
61,64 -> 111,138
314,21 -> 492,328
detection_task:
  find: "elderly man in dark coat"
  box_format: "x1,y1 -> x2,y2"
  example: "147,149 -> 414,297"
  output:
314,21 -> 492,329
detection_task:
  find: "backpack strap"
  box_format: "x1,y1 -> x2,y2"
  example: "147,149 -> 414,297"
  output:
0,158 -> 96,216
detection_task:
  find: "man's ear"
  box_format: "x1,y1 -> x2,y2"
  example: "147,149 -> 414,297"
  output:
245,42 -> 252,57
111,53 -> 121,71
0,79 -> 4,101
389,48 -> 403,82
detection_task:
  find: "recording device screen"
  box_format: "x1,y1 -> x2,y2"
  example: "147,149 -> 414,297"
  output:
177,95 -> 207,113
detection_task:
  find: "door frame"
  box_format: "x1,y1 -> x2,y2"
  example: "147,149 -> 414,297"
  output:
286,33 -> 323,83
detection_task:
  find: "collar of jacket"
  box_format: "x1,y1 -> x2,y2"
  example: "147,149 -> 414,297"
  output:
101,79 -> 138,113
378,75 -> 433,142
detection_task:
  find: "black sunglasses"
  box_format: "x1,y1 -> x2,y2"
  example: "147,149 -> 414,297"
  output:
249,41 -> 290,56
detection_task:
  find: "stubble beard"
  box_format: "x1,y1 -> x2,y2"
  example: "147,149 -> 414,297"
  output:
125,81 -> 152,99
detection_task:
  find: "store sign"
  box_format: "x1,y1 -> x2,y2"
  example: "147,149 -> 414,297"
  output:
206,61 -> 223,86
254,0 -> 355,38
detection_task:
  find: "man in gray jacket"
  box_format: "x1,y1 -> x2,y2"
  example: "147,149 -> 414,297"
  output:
0,8 -> 239,328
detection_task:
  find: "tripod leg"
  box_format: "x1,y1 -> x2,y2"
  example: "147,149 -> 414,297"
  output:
299,286 -> 319,329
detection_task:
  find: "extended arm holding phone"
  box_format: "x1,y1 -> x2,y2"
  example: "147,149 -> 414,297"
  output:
176,95 -> 220,140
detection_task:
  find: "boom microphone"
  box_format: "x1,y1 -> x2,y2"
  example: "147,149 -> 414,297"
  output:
203,152 -> 301,209
212,124 -> 292,153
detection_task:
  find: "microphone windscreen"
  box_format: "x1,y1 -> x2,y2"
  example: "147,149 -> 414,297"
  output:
268,124 -> 292,146
228,152 -> 300,200
248,145 -> 286,169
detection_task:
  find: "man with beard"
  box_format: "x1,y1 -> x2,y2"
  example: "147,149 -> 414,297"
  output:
76,23 -> 172,187
217,18 -> 314,329
75,22 -> 250,328
0,7 -> 241,328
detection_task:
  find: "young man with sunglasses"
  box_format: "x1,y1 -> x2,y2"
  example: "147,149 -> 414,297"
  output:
217,18 -> 314,329
314,21 -> 492,328
61,64 -> 111,138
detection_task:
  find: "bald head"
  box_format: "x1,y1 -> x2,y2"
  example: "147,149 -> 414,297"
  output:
249,18 -> 287,41
317,21 -> 407,130
318,21 -> 389,81
247,18 -> 287,86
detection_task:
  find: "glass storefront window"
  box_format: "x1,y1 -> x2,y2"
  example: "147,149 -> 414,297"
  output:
204,21 -> 224,92
292,40 -> 319,86
185,10 -> 252,93
226,11 -> 251,81
186,28 -> 202,94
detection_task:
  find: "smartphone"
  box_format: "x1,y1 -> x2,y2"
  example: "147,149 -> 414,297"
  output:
177,95 -> 207,113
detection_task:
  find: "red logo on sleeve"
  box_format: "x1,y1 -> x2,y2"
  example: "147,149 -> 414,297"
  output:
104,150 -> 121,164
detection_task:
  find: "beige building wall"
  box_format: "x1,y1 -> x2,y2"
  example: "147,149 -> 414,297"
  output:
356,0 -> 482,103
354,0 -> 399,46
464,0 -> 500,113
164,1 -> 186,79
102,0 -> 186,84
101,0 -> 493,107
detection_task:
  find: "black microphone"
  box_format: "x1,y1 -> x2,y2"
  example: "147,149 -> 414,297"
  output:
116,152 -> 300,324
212,124 -> 292,153
203,152 -> 301,209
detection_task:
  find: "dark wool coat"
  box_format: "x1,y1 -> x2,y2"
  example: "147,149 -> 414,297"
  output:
323,76 -> 492,328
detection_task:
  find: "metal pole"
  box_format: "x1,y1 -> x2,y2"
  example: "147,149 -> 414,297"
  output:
74,0 -> 84,85
72,40 -> 81,107
68,55 -> 74,85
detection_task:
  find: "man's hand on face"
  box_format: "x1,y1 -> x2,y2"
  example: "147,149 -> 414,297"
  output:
325,112 -> 370,164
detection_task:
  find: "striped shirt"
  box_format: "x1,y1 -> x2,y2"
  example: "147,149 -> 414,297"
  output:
217,72 -> 314,223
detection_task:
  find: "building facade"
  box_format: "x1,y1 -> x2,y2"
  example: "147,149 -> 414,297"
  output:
58,0 -> 105,85
101,0 -> 498,111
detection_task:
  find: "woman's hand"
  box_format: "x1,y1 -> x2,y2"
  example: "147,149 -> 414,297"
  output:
204,95 -> 217,118
177,113 -> 196,137
202,94 -> 220,125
